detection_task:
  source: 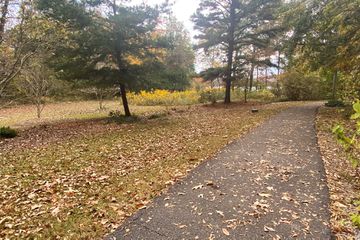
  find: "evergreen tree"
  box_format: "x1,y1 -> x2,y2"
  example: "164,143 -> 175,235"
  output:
193,0 -> 281,103
37,0 -> 169,116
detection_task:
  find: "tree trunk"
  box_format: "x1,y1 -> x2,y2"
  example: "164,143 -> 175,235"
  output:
249,64 -> 254,93
111,2 -> 131,117
277,51 -> 281,76
36,101 -> 42,119
120,83 -> 131,117
332,70 -> 338,100
0,0 -> 9,44
265,68 -> 268,88
276,51 -> 281,96
37,106 -> 41,118
224,0 -> 236,104
99,94 -> 104,110
249,47 -> 256,93
244,78 -> 249,103
256,66 -> 259,90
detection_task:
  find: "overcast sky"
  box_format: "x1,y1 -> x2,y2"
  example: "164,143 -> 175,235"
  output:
131,0 -> 201,39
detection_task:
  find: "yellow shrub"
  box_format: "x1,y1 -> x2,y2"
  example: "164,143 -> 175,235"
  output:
248,89 -> 276,101
128,90 -> 199,106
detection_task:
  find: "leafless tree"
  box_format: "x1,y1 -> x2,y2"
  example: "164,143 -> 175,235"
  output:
0,0 -> 36,102
0,0 -> 61,106
81,87 -> 118,110
16,62 -> 53,118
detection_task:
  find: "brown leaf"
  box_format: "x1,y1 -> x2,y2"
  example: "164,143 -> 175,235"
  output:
264,226 -> 276,232
259,193 -> 272,198
51,207 -> 60,216
222,228 -> 230,236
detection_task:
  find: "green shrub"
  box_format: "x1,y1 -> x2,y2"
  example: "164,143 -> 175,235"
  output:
325,99 -> 345,107
199,89 -> 224,104
231,89 -> 244,101
0,127 -> 17,138
248,90 -> 276,102
350,200 -> 360,229
270,84 -> 282,98
279,70 -> 326,100
342,105 -> 355,119
332,100 -> 360,168
351,214 -> 360,229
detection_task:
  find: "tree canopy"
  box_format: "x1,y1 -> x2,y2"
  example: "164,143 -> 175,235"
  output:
193,0 -> 281,103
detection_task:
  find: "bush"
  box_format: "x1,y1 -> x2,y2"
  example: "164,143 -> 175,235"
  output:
248,90 -> 276,102
0,127 -> 17,138
332,100 -> 360,168
279,70 -> 326,101
199,89 -> 225,104
231,89 -> 244,101
127,90 -> 199,106
351,214 -> 360,229
270,83 -> 282,98
350,200 -> 360,229
333,101 -> 360,230
325,99 -> 345,107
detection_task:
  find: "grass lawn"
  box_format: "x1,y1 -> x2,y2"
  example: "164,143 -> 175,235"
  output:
0,100 -> 166,128
316,106 -> 360,239
1,101 -> 299,239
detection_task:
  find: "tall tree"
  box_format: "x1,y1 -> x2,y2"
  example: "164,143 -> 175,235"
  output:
157,16 -> 195,91
0,0 -> 63,103
16,60 -> 54,118
193,0 -> 281,103
283,0 -> 360,100
0,0 -> 10,43
37,0 -> 169,117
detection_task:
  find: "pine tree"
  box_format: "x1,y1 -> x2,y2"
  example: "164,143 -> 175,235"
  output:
193,0 -> 281,103
37,0 -> 168,116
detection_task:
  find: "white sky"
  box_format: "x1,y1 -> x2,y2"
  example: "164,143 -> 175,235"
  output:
131,0 -> 201,39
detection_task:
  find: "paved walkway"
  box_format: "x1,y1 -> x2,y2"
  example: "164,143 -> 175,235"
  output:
107,103 -> 331,239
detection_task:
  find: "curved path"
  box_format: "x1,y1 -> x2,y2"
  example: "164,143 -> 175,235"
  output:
107,103 -> 331,240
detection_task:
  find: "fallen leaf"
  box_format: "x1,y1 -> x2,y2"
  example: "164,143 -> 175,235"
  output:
216,210 -> 225,217
51,207 -> 60,216
31,204 -> 42,210
222,228 -> 230,236
264,226 -> 276,232
259,193 -> 272,198
192,184 -> 203,190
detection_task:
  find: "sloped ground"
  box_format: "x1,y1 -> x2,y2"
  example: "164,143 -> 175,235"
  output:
108,103 -> 332,239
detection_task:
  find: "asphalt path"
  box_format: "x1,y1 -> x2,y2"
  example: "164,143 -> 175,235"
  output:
107,103 -> 331,240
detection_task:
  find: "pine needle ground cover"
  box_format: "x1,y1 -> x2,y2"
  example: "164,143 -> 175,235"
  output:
316,107 -> 360,239
1,102 -> 298,239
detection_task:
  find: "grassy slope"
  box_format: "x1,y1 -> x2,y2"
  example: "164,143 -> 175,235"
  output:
1,102 -> 298,239
316,107 -> 360,239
